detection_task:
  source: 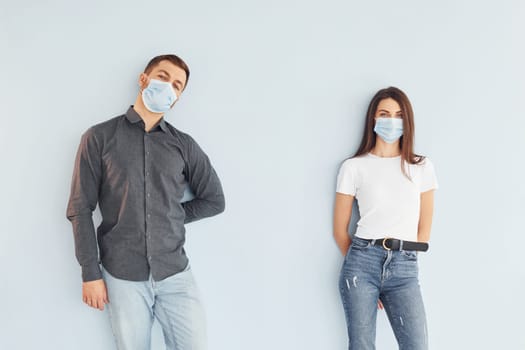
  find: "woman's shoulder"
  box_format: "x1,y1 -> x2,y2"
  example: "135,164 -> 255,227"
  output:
408,155 -> 437,177
340,154 -> 370,169
415,155 -> 435,168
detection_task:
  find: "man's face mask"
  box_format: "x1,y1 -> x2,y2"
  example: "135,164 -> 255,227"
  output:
141,79 -> 178,113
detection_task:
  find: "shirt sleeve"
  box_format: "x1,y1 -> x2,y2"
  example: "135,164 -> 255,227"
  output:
66,128 -> 102,282
336,160 -> 357,196
420,158 -> 439,193
181,135 -> 225,223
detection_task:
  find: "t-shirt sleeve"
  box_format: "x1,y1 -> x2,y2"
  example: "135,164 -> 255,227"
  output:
336,160 -> 357,196
420,158 -> 439,193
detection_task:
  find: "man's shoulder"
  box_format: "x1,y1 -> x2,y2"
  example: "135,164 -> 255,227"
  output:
83,114 -> 125,139
163,121 -> 197,145
89,115 -> 124,132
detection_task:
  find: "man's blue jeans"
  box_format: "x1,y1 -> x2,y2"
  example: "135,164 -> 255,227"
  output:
339,237 -> 428,350
102,264 -> 206,350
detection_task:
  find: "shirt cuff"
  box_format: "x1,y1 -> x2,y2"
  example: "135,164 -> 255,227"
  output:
81,263 -> 102,282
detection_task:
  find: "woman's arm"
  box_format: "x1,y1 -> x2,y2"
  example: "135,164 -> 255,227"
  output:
333,193 -> 354,255
417,190 -> 435,242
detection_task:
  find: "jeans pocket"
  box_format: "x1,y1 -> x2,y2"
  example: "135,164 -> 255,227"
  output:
350,237 -> 370,251
400,250 -> 418,260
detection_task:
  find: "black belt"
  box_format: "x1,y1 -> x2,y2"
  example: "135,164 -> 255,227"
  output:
364,238 -> 429,252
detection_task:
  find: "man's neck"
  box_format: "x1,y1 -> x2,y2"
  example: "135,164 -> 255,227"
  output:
133,95 -> 164,132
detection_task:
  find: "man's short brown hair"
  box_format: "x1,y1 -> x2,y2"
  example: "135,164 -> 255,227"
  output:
144,54 -> 190,88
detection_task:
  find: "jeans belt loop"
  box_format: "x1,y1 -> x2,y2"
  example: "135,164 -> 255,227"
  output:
400,240 -> 404,251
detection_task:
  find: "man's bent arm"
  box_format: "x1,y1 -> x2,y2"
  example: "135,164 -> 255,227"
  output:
182,136 -> 225,223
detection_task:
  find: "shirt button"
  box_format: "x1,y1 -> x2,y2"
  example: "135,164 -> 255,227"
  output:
147,193 -> 151,197
148,256 -> 152,261
147,213 -> 151,218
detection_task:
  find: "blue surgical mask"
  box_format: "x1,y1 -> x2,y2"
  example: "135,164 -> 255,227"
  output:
374,117 -> 404,143
141,79 -> 178,113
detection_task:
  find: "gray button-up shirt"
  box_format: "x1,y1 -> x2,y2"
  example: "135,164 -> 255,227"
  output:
67,107 -> 225,282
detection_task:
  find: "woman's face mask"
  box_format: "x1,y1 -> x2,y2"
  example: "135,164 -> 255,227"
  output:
374,117 -> 404,143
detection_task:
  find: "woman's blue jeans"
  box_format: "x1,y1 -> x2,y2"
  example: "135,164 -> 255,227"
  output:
339,236 -> 428,350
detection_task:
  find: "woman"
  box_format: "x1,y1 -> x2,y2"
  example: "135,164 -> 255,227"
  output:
334,87 -> 438,350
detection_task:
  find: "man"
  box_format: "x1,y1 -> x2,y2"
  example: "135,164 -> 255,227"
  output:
67,54 -> 225,350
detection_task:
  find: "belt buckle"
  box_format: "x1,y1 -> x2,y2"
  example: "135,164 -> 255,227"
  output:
382,238 -> 392,251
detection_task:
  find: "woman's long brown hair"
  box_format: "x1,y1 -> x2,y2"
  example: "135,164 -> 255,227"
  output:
353,87 -> 425,176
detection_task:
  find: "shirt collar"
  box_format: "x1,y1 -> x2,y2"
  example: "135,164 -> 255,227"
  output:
125,106 -> 169,133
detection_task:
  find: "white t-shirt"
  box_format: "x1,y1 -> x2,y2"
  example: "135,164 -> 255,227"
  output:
336,153 -> 438,241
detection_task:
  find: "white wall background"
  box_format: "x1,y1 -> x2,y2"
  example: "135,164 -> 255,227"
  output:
1,0 -> 524,349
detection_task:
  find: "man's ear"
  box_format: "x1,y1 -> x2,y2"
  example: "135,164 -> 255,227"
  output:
138,73 -> 149,90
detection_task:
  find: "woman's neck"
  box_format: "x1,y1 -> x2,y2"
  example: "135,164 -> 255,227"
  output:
370,138 -> 401,158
